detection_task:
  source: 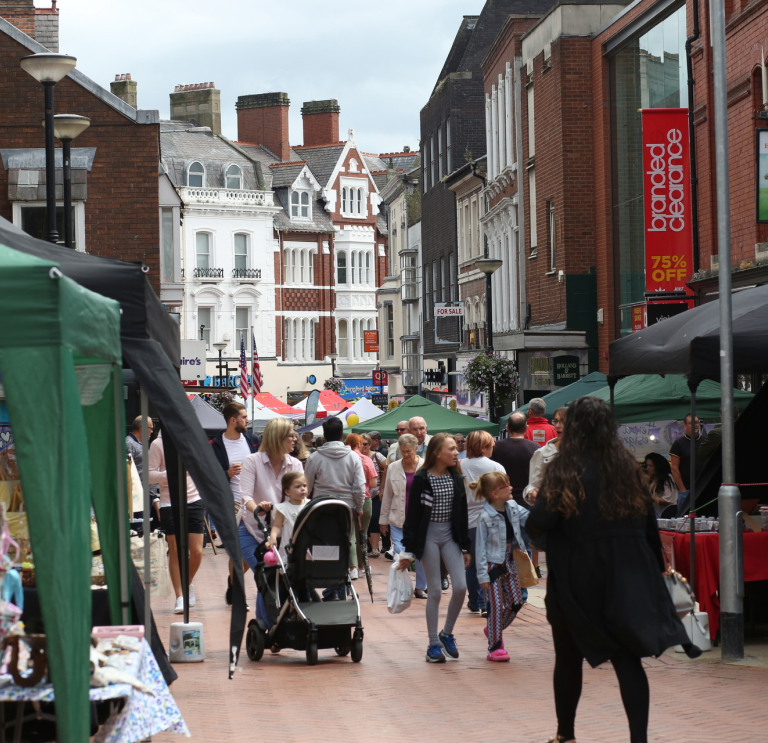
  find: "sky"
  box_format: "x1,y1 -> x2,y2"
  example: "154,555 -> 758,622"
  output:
49,0 -> 488,156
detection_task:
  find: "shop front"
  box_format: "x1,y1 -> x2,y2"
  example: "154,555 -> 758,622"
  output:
517,349 -> 592,404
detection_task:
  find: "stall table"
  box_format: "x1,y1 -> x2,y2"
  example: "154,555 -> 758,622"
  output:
659,530 -> 768,637
0,638 -> 188,743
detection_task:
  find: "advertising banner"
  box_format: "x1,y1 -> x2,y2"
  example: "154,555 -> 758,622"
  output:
642,108 -> 693,296
364,330 -> 378,353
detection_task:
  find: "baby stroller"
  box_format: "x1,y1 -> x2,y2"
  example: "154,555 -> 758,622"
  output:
246,496 -> 364,665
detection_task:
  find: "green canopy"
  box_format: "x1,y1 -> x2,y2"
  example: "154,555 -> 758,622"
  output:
0,245 -> 124,743
589,374 -> 754,423
500,372 -> 608,427
347,394 -> 499,437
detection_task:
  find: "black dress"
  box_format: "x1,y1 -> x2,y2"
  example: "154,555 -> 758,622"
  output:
526,459 -> 690,667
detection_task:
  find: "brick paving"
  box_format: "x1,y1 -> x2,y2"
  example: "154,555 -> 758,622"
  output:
152,545 -> 767,743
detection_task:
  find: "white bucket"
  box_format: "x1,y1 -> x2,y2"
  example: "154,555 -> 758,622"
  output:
169,621 -> 205,662
674,611 -> 711,653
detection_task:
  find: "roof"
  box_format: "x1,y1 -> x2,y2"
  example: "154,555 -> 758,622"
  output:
363,153 -> 388,172
234,143 -> 281,188
272,190 -> 335,233
269,162 -> 309,188
292,144 -> 346,186
371,172 -> 389,191
378,152 -> 421,173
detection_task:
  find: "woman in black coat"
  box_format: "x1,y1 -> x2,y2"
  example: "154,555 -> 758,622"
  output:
526,397 -> 699,743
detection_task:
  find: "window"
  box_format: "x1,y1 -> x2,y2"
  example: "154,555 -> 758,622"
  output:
438,125 -> 443,180
19,204 -> 78,249
188,162 -> 204,187
342,187 -> 347,213
440,256 -> 447,302
161,208 -> 174,282
196,232 -> 210,269
422,146 -> 428,193
351,252 -> 356,285
357,188 -> 362,214
430,135 -> 435,188
236,308 -> 249,351
301,192 -> 309,217
338,319 -> 348,358
226,164 -> 242,189
529,169 -> 537,249
424,264 -> 431,321
432,261 -> 438,309
291,191 -> 310,219
449,253 -> 457,302
234,233 -> 248,271
337,251 -> 347,284
365,252 -> 371,284
548,201 -> 556,271
198,307 -> 211,349
386,303 -> 394,359
527,86 -> 535,157
446,118 -> 452,173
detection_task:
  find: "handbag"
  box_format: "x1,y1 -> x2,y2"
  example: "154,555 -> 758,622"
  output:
513,548 -> 539,588
664,569 -> 694,618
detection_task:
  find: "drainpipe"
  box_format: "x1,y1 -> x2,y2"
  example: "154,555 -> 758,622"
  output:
685,0 -> 701,274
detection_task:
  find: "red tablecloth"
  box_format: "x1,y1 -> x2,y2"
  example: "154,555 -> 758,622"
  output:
659,530 -> 768,637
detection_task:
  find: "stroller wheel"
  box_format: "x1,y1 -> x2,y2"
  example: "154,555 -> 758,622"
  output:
335,642 -> 351,657
351,636 -> 363,663
306,639 -> 318,666
246,620 -> 265,662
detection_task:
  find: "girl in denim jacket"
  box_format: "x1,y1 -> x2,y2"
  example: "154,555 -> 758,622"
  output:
472,472 -> 530,662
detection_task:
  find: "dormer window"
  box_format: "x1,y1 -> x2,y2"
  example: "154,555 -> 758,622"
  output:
188,161 -> 204,187
291,191 -> 310,220
226,164 -> 242,189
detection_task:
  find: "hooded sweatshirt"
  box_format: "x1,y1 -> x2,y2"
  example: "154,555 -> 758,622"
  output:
304,441 -> 365,513
524,416 -> 557,447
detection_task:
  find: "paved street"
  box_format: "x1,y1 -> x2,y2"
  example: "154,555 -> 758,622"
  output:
152,545 -> 767,743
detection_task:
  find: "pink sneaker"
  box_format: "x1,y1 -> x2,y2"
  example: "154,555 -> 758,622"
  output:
483,626 -> 505,650
487,648 -> 510,662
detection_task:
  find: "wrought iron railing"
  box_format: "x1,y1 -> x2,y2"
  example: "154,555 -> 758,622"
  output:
193,267 -> 224,279
232,268 -> 261,279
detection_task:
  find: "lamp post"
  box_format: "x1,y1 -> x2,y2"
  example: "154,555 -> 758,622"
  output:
213,342 -> 228,389
474,258 -> 503,422
328,352 -> 338,379
49,114 -> 90,249
20,53 -> 77,244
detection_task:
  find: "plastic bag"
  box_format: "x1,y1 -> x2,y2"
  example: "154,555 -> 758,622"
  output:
387,558 -> 414,614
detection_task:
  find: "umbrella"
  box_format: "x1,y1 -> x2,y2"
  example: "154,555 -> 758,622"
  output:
359,530 -> 374,603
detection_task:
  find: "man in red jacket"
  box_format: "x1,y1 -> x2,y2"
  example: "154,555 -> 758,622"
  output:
524,398 -> 557,447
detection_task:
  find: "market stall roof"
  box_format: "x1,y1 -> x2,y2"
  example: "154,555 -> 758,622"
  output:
588,375 -> 753,423
189,395 -> 226,434
499,372 -> 608,427
347,395 -> 498,438
608,284 -> 768,380
296,396 -> 384,435
318,389 -> 349,412
255,392 -> 302,417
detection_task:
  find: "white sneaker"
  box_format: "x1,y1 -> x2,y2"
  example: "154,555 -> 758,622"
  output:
174,597 -> 184,614
349,568 -> 359,580
189,584 -> 196,607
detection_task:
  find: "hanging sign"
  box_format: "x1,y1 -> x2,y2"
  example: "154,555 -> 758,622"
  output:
364,330 -> 379,353
642,108 -> 693,296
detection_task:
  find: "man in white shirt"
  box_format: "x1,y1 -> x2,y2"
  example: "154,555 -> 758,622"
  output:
408,416 -> 432,457
455,433 -> 467,460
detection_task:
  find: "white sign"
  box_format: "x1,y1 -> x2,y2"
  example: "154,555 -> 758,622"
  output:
434,305 -> 464,317
180,340 -> 207,381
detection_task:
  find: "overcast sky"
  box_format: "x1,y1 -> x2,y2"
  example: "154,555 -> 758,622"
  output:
50,0 -> 488,155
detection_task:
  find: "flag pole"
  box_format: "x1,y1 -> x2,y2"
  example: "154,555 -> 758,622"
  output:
250,326 -> 255,428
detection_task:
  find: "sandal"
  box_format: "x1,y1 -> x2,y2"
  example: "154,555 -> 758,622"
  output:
371,548 -> 380,558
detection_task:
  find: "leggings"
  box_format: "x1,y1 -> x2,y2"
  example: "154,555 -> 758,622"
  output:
550,608 -> 649,743
483,545 -> 523,651
421,522 -> 467,646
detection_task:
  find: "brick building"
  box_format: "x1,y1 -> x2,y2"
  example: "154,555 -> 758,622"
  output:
0,4 -> 161,289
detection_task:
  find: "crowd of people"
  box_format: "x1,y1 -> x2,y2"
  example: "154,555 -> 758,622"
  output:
128,394 -> 705,743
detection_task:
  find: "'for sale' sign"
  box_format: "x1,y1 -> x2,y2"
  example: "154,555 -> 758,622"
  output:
642,108 -> 693,296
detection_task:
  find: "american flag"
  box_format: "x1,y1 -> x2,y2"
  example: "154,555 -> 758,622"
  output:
239,334 -> 249,401
251,331 -> 263,395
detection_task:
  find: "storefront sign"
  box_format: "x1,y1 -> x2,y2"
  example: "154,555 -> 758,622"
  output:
370,394 -> 388,410
642,109 -> 693,295
646,300 -> 691,326
372,370 -> 388,386
364,330 -> 378,352
631,305 -> 646,333
179,340 -> 207,382
552,355 -> 580,387
339,378 -> 378,396
757,129 -> 768,222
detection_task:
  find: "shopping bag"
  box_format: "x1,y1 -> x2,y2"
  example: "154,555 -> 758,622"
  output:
387,557 -> 414,614
513,548 -> 539,588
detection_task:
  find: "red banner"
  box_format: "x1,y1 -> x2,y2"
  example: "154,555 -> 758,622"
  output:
642,109 -> 693,295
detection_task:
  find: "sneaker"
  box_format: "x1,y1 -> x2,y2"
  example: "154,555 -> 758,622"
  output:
414,589 -> 428,599
467,605 -> 482,615
441,577 -> 450,591
487,648 -> 510,662
438,631 -> 459,660
188,584 -> 196,607
349,568 -> 359,580
481,608 -> 489,618
173,597 -> 184,614
425,644 -> 446,663
484,626 -> 505,649
371,549 -> 380,558
225,576 -> 233,607
384,549 -> 394,561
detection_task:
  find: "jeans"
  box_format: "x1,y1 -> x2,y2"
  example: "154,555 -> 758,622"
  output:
466,527 -> 486,611
238,522 -> 270,627
389,525 -> 426,591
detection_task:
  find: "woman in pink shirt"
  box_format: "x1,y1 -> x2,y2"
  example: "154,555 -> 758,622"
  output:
345,433 -> 378,579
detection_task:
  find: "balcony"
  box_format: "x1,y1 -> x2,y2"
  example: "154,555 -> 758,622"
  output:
233,267 -> 261,280
193,267 -> 223,280
179,187 -> 275,208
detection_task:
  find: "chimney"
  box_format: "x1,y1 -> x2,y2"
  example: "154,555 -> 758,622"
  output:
301,100 -> 340,146
111,74 -> 137,108
0,1 -> 36,38
34,1 -> 59,51
169,82 -> 221,135
236,92 -> 290,161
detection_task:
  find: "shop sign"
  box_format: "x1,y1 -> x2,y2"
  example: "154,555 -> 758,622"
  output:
179,340 -> 206,382
372,370 -> 388,386
646,300 -> 691,326
631,305 -> 646,333
757,129 -> 768,222
434,305 -> 464,317
552,355 -> 580,387
364,331 -> 378,352
370,394 -> 388,410
339,378 -> 378,396
642,108 -> 693,296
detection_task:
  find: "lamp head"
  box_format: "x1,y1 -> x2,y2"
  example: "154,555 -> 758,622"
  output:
21,53 -> 77,84
212,342 -> 227,352
48,114 -> 90,142
475,258 -> 503,276
328,353 -> 339,361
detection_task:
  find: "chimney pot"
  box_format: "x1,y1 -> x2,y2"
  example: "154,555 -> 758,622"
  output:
111,74 -> 138,109
301,99 -> 340,147
236,92 -> 291,160
170,83 -> 221,134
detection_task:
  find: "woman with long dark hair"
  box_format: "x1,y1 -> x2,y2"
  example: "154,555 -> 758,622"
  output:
643,452 -> 678,516
399,432 -> 471,663
526,397 -> 698,743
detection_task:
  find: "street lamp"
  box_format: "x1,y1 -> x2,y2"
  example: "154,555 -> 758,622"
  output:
213,341 -> 228,389
328,352 -> 338,379
49,114 -> 90,249
20,53 -> 77,244
474,258 -> 504,421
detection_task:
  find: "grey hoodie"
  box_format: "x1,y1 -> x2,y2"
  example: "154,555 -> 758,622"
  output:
304,441 -> 365,513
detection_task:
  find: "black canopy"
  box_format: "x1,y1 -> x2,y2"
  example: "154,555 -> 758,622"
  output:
609,284 -> 768,381
0,217 -> 248,668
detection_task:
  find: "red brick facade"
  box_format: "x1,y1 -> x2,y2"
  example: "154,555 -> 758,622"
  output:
236,93 -> 291,161
0,1 -> 34,37
301,112 -> 340,148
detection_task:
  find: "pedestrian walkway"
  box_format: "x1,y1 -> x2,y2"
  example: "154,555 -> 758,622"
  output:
152,546 -> 767,743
